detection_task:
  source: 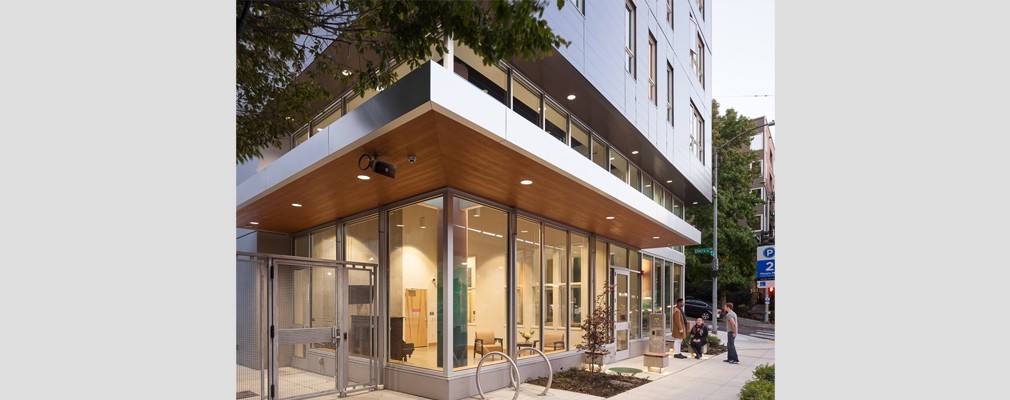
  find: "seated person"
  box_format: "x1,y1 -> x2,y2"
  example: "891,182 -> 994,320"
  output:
689,318 -> 709,359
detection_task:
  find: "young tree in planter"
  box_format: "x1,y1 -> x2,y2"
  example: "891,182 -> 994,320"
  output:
576,284 -> 615,373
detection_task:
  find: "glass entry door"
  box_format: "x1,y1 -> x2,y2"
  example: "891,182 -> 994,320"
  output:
268,258 -> 378,400
612,268 -> 630,360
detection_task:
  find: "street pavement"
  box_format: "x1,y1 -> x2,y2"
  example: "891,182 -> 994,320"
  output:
321,327 -> 775,400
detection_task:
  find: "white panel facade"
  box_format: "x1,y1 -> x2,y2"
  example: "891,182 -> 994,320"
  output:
541,0 -> 712,201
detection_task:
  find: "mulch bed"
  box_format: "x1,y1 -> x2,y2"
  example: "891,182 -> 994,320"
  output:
526,368 -> 650,398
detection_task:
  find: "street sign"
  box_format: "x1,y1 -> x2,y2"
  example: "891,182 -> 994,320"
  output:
757,260 -> 775,279
756,280 -> 775,288
694,248 -> 713,254
765,298 -> 771,304
757,245 -> 775,279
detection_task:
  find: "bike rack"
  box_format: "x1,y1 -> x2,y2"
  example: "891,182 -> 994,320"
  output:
475,352 -> 521,400
508,347 -> 553,396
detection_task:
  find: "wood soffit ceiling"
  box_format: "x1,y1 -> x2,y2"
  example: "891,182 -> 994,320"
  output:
237,110 -> 696,249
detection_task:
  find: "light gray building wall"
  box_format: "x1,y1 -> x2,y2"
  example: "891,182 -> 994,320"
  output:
540,0 -> 712,202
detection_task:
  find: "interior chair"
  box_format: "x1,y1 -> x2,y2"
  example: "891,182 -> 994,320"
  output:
535,332 -> 565,352
473,330 -> 503,359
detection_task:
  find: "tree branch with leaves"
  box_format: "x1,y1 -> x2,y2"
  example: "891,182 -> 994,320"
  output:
236,0 -> 571,164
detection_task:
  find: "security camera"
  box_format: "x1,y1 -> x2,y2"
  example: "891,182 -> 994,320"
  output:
407,155 -> 416,163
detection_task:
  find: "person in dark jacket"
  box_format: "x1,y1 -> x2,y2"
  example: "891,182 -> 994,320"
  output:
689,318 -> 709,359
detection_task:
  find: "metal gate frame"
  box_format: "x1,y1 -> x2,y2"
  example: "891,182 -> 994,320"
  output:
238,252 -> 379,400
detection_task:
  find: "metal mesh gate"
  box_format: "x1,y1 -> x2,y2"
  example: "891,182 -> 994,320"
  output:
237,255 -> 268,400
237,252 -> 378,400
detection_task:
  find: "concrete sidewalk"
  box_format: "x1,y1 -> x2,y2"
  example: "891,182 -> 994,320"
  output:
329,330 -> 774,400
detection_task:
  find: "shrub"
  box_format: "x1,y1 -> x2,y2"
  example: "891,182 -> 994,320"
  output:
739,363 -> 775,400
737,304 -> 750,314
738,379 -> 774,400
752,363 -> 774,382
707,335 -> 721,347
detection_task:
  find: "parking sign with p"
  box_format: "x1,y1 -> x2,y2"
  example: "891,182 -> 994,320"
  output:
757,245 -> 775,279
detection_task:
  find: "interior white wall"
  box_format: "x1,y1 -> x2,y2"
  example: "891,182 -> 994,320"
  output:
461,208 -> 508,347
388,204 -> 440,345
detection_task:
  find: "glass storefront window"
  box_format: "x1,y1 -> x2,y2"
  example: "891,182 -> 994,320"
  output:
516,217 -> 541,357
571,233 -> 588,348
452,198 -> 508,369
344,217 -> 378,360
345,217 -> 378,263
311,226 -> 337,260
594,238 -> 609,310
609,244 -> 627,269
642,256 -> 654,313
630,271 -> 641,339
388,197 -> 443,370
293,234 -> 309,257
665,260 -> 674,333
543,226 -> 567,353
310,227 -> 338,347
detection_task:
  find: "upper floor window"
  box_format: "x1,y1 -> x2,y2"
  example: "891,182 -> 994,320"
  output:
691,33 -> 705,87
625,1 -> 636,77
648,33 -> 657,104
697,0 -> 705,20
666,63 -> 674,124
691,102 -> 705,164
573,0 -> 585,14
667,0 -> 673,29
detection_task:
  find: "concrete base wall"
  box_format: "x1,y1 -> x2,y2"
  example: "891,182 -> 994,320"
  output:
384,351 -> 584,399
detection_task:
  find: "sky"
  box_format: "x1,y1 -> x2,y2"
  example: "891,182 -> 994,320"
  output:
712,0 -> 775,146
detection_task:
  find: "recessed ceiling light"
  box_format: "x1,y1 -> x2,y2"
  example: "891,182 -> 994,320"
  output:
567,94 -> 576,100
692,201 -> 698,205
357,175 -> 370,180
342,70 -> 351,76
317,128 -> 323,131
653,236 -> 660,239
521,180 -> 533,185
292,203 -> 302,207
645,184 -> 651,187
249,222 -> 259,225
396,224 -> 404,227
667,180 -> 672,183
606,216 -> 615,220
521,230 -> 528,233
632,151 -> 639,155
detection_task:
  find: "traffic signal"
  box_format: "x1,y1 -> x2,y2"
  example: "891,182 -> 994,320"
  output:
769,286 -> 775,294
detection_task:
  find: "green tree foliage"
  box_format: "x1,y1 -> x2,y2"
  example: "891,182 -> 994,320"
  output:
684,100 -> 763,298
236,0 -> 571,164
